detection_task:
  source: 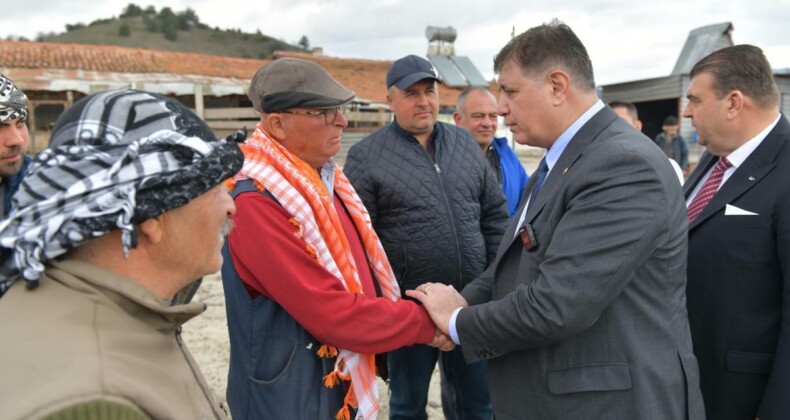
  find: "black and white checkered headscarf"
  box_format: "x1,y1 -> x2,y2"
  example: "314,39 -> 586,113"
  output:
0,74 -> 28,122
0,89 -> 244,295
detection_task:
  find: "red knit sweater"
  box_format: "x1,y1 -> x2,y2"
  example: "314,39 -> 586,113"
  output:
228,191 -> 436,354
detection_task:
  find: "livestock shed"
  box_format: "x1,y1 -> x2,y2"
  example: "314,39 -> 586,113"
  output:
1,40 -> 487,160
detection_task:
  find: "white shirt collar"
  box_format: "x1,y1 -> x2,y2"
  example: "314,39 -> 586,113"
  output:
725,113 -> 781,168
513,100 -> 604,234
544,100 -> 605,173
685,113 -> 783,206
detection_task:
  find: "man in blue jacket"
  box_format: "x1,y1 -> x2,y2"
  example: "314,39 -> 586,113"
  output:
0,74 -> 30,219
454,87 -> 529,217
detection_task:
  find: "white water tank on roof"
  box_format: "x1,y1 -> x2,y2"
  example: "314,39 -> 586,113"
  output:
425,26 -> 457,43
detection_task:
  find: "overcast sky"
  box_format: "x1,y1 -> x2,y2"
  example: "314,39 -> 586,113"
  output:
2,0 -> 789,85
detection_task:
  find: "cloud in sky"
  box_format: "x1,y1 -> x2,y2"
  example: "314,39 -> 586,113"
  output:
2,0 -> 789,85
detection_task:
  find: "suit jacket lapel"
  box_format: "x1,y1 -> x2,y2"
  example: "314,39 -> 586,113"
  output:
493,141 -> 553,261
689,116 -> 789,230
494,192 -> 530,262
493,107 -> 619,262
683,152 -> 716,199
524,107 -> 618,226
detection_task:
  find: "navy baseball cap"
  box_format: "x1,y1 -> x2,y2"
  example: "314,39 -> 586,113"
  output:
386,55 -> 440,89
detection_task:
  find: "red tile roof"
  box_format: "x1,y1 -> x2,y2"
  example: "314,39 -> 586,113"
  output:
0,40 -> 492,107
0,40 -> 263,77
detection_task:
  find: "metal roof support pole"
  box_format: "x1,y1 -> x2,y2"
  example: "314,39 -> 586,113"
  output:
28,101 -> 37,153
195,84 -> 205,119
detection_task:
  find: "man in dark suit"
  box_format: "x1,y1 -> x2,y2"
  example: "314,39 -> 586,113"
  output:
683,45 -> 789,420
408,21 -> 705,420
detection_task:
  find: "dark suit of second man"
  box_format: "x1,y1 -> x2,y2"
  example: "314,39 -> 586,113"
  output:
683,44 -> 790,420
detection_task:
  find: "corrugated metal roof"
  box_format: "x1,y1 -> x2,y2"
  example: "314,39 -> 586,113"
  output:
0,67 -> 251,96
428,54 -> 468,87
671,22 -> 733,75
450,56 -> 489,87
427,54 -> 490,88
600,75 -> 685,103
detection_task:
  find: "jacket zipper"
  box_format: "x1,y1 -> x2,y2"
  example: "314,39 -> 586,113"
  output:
417,142 -> 464,290
175,326 -> 222,420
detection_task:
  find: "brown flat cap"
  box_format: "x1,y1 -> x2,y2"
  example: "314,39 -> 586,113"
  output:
248,58 -> 355,113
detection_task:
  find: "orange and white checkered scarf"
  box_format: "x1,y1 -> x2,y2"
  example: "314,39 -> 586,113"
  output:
228,123 -> 400,420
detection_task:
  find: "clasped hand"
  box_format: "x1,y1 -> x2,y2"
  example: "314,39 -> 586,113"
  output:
407,282 -> 468,343
430,330 -> 456,351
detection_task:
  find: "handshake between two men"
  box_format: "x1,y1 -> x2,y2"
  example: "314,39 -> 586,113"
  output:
410,283 -> 467,345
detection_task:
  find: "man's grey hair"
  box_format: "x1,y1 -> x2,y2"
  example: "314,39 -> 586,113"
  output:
455,86 -> 495,114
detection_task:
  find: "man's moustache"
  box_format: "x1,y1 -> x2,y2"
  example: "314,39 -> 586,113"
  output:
221,218 -> 235,237
0,146 -> 22,159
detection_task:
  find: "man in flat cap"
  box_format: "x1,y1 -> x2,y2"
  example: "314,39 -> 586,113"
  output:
344,55 -> 508,419
0,89 -> 243,419
0,74 -> 31,219
654,115 -> 690,176
221,57 -> 453,420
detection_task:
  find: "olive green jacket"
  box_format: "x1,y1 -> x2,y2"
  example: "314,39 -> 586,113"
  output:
0,259 -> 227,420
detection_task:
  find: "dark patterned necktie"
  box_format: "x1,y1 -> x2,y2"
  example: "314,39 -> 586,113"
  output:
687,156 -> 732,223
527,157 -> 549,211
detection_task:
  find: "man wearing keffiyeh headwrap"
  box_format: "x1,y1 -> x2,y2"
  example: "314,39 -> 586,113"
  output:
221,58 -> 454,420
0,89 -> 243,419
0,74 -> 31,219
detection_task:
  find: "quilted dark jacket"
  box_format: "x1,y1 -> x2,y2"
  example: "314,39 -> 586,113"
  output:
344,121 -> 509,293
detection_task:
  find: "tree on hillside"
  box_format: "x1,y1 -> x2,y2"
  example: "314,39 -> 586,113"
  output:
177,8 -> 200,30
36,32 -> 55,42
121,3 -> 144,18
65,23 -> 85,32
143,15 -> 158,32
143,5 -> 156,15
298,35 -> 310,50
159,7 -> 179,41
119,23 -> 131,37
88,18 -> 113,27
163,23 -> 178,41
159,7 -> 177,23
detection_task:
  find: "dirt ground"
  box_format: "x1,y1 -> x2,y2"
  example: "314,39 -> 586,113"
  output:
181,273 -> 446,419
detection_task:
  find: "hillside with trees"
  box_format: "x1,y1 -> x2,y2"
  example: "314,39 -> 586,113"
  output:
31,4 -> 306,60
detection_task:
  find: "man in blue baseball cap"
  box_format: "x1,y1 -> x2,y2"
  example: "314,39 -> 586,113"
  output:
345,55 -> 508,419
386,54 -> 440,90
